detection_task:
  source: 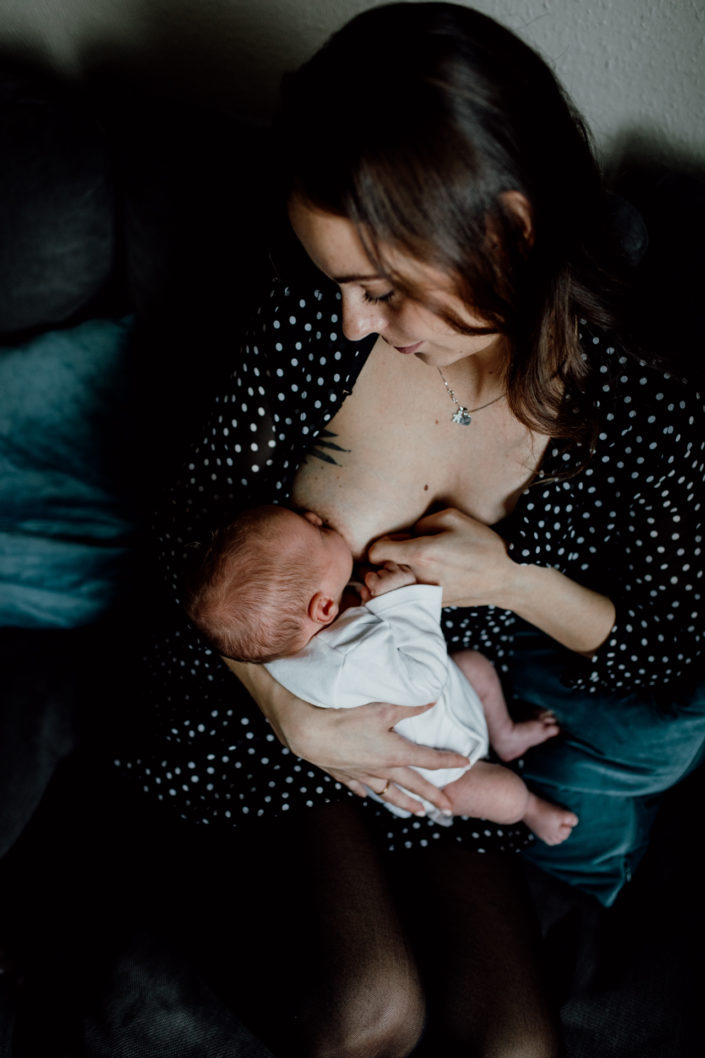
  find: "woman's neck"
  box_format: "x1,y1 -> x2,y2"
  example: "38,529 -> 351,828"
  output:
430,336 -> 510,405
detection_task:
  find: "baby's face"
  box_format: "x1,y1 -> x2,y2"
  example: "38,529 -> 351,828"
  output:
282,509 -> 354,601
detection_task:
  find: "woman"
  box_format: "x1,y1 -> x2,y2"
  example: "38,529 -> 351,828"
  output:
128,4 -> 704,1055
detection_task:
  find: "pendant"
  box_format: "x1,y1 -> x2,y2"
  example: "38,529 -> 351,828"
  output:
452,406 -> 472,426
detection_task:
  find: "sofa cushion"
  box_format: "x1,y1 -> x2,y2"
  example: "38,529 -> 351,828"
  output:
0,316 -> 139,628
0,69 -> 115,335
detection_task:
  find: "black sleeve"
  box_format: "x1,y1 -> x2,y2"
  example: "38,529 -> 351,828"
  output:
572,384 -> 705,692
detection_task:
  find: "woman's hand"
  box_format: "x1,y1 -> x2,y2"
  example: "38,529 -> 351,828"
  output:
223,658 -> 468,817
368,507 -> 517,608
370,507 -> 617,655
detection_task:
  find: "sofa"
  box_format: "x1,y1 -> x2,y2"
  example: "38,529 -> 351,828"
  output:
1,59 -> 703,1057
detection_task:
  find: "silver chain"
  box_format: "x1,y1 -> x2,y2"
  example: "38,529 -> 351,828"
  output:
437,368 -> 505,425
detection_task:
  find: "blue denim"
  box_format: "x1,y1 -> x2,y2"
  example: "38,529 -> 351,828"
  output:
509,627 -> 705,906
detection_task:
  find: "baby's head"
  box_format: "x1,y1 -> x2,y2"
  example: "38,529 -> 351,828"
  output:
184,505 -> 353,663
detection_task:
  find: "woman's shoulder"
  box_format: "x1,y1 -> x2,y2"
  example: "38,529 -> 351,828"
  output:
249,274 -> 348,339
241,275 -> 374,389
583,326 -> 704,428
246,275 -> 339,353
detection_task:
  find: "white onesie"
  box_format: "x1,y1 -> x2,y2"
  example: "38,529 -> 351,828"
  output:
266,583 -> 489,820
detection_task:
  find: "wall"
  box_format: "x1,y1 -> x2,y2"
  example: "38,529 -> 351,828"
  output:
0,0 -> 703,171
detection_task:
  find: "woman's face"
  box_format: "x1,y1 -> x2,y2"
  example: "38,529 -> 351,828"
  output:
288,197 -> 507,369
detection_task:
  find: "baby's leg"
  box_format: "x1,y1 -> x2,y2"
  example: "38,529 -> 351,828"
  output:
445,762 -> 578,846
452,649 -> 559,761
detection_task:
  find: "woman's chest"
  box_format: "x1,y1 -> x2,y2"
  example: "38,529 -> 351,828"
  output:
292,340 -> 547,557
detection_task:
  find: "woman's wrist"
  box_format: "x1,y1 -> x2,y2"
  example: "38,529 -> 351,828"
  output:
222,656 -> 297,749
493,557 -> 542,612
491,553 -> 532,611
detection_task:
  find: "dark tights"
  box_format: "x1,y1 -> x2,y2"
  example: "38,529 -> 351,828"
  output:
208,803 -> 559,1058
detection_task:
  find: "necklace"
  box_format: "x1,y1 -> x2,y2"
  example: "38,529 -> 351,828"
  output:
437,368 -> 505,425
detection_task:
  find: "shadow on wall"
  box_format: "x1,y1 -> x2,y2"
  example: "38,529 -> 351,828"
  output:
0,0 -> 327,121
80,0 -> 326,123
0,0 -> 326,121
607,131 -> 705,379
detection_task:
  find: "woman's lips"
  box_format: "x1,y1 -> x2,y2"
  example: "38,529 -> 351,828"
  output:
393,341 -> 423,355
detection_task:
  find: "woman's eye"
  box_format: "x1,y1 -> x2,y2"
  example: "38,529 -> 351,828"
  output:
362,289 -> 396,305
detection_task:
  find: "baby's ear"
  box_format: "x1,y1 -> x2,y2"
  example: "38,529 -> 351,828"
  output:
309,592 -> 339,627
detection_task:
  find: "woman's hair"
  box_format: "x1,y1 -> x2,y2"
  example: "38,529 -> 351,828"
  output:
184,507 -> 317,663
275,1 -> 635,447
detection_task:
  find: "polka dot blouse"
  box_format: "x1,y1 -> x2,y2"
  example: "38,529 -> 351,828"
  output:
119,277 -> 704,854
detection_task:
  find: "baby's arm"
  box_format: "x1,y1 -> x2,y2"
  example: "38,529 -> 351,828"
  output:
359,561 -> 417,603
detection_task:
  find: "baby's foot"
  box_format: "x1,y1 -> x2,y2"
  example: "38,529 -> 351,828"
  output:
493,710 -> 560,762
524,794 -> 578,846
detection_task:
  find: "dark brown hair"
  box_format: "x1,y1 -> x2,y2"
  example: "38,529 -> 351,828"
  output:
275,1 -> 634,445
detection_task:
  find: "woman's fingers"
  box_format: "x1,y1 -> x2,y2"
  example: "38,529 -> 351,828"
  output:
337,776 -> 369,799
383,703 -> 470,768
328,766 -> 453,816
334,771 -> 429,815
368,534 -> 424,567
380,783 -> 429,816
399,742 -> 469,773
368,518 -> 455,579
335,760 -> 465,816
369,507 -> 515,607
412,507 -> 461,533
383,767 -> 456,815
361,701 -> 471,772
282,698 -> 468,795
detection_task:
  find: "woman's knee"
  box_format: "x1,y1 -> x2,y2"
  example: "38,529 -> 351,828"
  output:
425,1003 -> 559,1058
486,1034 -> 560,1058
448,1002 -> 559,1058
304,963 -> 426,1058
493,1020 -> 561,1058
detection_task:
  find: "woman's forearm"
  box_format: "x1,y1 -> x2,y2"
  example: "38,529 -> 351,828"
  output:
223,655 -> 271,704
496,563 -> 616,656
222,656 -> 300,749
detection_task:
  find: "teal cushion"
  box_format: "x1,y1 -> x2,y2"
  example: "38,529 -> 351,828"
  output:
0,317 -> 139,627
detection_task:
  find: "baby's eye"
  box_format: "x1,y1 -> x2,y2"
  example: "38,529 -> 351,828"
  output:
362,288 -> 396,305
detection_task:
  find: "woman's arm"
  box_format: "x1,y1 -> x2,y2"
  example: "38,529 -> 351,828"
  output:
497,562 -> 615,656
222,656 -> 470,816
368,508 -> 615,656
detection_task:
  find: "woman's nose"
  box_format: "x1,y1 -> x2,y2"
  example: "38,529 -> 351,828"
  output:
340,295 -> 387,341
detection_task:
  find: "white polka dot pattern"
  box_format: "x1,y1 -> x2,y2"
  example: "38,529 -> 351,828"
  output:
122,281 -> 704,854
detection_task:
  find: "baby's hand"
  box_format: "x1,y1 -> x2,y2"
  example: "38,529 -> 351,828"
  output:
364,561 -> 417,599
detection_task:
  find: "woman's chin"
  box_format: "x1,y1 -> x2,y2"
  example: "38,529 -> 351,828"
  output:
414,348 -> 460,368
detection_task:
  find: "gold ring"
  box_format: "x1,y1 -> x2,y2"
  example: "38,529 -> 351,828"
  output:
380,780 -> 391,796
